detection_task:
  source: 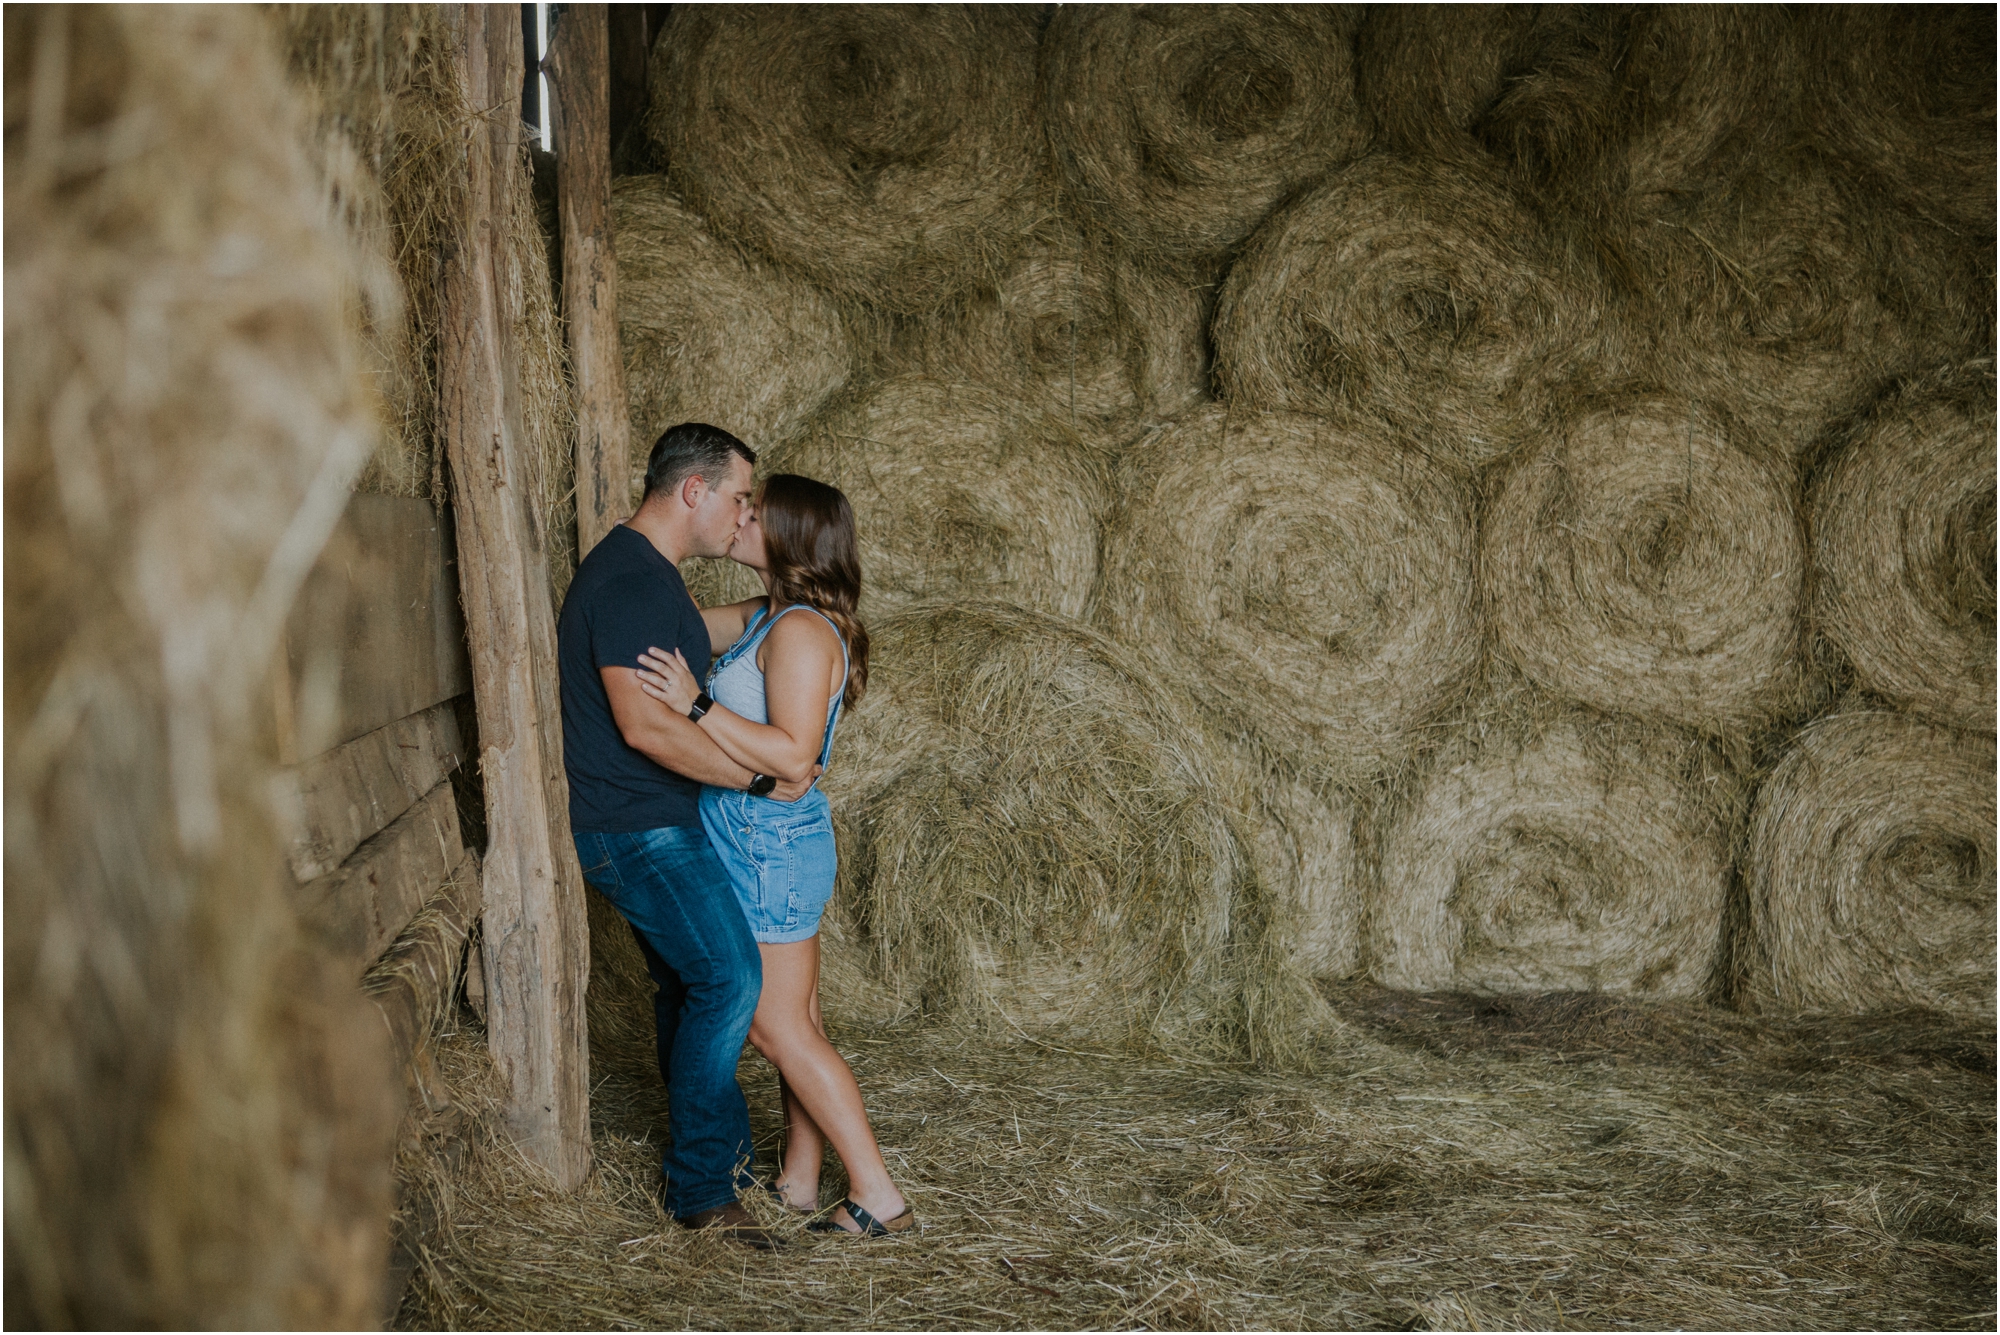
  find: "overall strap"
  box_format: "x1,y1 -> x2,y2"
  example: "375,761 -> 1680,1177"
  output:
708,600 -> 776,684
765,604 -> 850,771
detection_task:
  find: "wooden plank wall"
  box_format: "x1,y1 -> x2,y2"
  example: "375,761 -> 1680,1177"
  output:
277,490 -> 488,1316
280,493 -> 478,972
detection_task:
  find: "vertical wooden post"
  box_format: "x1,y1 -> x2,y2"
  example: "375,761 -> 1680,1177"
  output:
547,3 -> 631,557
439,2 -> 592,1190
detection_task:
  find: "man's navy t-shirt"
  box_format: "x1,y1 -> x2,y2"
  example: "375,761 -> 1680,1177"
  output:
557,525 -> 711,832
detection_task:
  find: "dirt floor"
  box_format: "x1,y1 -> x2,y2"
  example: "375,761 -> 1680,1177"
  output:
395,977 -> 1993,1331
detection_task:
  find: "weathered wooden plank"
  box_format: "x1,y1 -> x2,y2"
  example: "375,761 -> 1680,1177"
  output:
549,2 -> 632,557
281,493 -> 473,761
279,699 -> 467,884
299,781 -> 463,975
439,3 -> 592,1190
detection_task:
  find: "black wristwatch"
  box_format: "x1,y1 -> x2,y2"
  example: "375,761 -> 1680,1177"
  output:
747,773 -> 777,797
687,691 -> 714,722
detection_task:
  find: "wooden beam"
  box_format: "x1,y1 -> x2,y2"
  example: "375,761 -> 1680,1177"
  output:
438,2 -> 592,1191
548,3 -> 631,557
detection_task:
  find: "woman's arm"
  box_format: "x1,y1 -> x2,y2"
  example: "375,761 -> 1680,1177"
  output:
698,596 -> 766,656
636,612 -> 838,784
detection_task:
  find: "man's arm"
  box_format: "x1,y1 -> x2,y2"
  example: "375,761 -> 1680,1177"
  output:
601,667 -> 817,799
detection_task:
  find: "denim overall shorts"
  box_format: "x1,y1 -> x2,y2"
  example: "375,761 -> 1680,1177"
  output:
697,604 -> 847,944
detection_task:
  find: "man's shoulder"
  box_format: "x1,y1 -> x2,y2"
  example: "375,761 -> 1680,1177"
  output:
570,533 -> 686,607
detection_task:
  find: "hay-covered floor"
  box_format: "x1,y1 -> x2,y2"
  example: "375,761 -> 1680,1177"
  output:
398,988 -> 1993,1331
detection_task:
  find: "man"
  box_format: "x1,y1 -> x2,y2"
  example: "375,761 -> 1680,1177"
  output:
558,422 -> 814,1248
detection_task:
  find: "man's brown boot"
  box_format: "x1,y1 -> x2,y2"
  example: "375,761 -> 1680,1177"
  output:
678,1200 -> 780,1250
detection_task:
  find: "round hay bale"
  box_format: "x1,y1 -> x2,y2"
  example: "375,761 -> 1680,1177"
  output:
1473,8 -> 1799,217
1810,366 -> 1996,733
1627,160 -> 1958,459
1101,404 -> 1479,786
6,6 -> 399,1324
1354,4 -> 1553,160
1803,6 -> 1996,237
647,5 -> 1044,313
767,376 -> 1108,620
1483,395 -> 1809,734
1749,710 -> 1995,1019
613,174 -> 853,468
1611,7 -> 1803,204
1369,708 -> 1734,998
1040,4 -> 1371,264
879,226 -> 1211,447
1213,155 -> 1593,472
821,603 -> 1307,1055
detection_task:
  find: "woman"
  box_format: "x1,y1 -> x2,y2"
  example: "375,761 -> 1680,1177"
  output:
633,473 -> 912,1238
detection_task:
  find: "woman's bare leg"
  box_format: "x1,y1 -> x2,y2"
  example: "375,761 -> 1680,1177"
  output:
749,937 -> 907,1230
773,1069 -> 825,1208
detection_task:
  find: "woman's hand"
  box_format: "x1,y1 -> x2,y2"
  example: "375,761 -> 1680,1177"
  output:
635,646 -> 701,714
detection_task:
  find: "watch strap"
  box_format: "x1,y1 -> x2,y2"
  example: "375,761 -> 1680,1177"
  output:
688,691 -> 714,722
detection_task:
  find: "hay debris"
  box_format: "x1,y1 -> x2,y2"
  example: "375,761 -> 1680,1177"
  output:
819,602 -> 1322,1062
1040,4 -> 1371,265
1749,710 -> 1996,1020
1809,363 -> 1997,732
1101,404 -> 1479,788
1482,394 -> 1811,735
1369,702 -> 1737,1000
6,5 -> 400,1324
613,174 -> 854,469
1213,154 -> 1595,472
768,376 -> 1109,621
395,993 -> 1993,1330
648,4 -> 1046,313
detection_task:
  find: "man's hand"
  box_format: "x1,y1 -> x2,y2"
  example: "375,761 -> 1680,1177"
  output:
601,667 -> 758,789
769,767 -> 823,802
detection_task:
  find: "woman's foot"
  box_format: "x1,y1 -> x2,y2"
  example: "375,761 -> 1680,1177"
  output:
829,1189 -> 911,1236
769,1176 -> 820,1213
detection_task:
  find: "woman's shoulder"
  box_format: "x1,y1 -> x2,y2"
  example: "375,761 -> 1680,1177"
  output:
765,604 -> 842,652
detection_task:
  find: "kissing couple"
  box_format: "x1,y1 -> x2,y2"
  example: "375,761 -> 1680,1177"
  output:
557,422 -> 911,1248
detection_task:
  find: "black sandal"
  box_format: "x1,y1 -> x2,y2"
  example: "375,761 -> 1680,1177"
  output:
815,1196 -> 915,1237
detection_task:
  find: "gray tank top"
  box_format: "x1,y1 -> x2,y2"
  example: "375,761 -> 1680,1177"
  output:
705,602 -> 849,771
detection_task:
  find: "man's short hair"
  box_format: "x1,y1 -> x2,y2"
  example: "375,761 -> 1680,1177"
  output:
642,423 -> 756,503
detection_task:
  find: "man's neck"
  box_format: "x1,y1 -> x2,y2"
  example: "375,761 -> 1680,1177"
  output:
622,502 -> 695,566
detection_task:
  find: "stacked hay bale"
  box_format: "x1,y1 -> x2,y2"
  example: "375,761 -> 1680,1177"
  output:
5,6 -> 403,1324
622,4 -> 1994,1041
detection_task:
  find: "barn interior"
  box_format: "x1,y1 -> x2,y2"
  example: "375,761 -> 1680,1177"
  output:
5,4 -> 1994,1330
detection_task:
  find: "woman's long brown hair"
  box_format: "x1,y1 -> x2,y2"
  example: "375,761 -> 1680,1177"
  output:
757,472 -> 870,709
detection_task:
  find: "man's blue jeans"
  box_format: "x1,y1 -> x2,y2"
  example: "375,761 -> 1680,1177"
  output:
574,826 -> 762,1219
